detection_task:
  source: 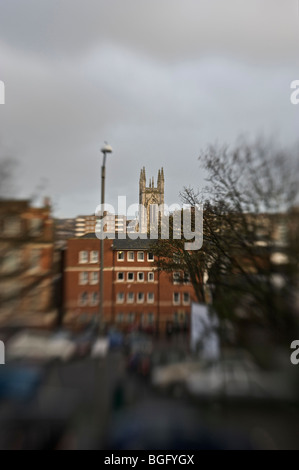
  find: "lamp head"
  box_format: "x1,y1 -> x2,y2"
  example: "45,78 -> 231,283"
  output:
101,143 -> 113,154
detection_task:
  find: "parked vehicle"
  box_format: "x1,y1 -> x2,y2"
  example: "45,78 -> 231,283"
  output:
91,338 -> 109,358
186,357 -> 297,404
7,330 -> 76,363
151,359 -> 203,397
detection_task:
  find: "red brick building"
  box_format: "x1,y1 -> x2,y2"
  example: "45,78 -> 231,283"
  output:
0,199 -> 56,327
63,234 -> 196,331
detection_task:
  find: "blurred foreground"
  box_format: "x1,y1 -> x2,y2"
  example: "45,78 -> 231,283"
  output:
0,327 -> 298,450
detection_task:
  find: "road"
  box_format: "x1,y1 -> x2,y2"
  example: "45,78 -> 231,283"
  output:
1,347 -> 299,449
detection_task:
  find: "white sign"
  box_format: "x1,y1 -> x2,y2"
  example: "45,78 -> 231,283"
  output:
190,302 -> 220,361
0,341 -> 5,364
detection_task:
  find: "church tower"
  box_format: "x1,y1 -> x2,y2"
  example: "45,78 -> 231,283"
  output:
139,167 -> 165,232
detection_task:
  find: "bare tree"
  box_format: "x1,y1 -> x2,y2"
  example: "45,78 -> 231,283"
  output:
152,137 -> 299,340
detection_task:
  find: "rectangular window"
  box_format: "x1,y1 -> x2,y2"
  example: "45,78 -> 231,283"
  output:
116,312 -> 124,323
173,292 -> 180,305
147,252 -> 154,262
184,272 -> 191,284
128,312 -> 135,324
90,251 -> 99,263
173,272 -> 180,284
29,218 -> 43,237
79,251 -> 88,264
127,292 -> 134,303
90,292 -> 99,306
116,292 -> 125,303
183,293 -> 190,305
147,292 -> 154,303
3,217 -> 21,237
128,251 -> 134,262
137,292 -> 144,303
0,250 -> 21,274
148,312 -> 155,324
137,272 -> 144,282
117,272 -> 125,282
30,249 -> 41,270
79,272 -> 88,285
148,272 -> 154,282
117,251 -> 125,261
90,271 -> 98,285
79,292 -> 88,306
137,251 -> 144,262
127,272 -> 134,282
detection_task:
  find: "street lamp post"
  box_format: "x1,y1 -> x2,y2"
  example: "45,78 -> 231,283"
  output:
99,143 -> 112,333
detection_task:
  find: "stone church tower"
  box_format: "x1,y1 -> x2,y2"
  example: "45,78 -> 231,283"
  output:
139,167 -> 164,233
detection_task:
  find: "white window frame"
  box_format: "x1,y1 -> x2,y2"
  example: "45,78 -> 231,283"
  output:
173,272 -> 180,284
127,292 -> 134,304
79,272 -> 88,285
90,292 -> 99,306
117,251 -> 125,262
147,252 -> 154,262
183,292 -> 190,305
79,251 -> 89,264
117,272 -> 125,282
127,272 -> 134,282
116,292 -> 125,304
147,292 -> 154,304
90,271 -> 98,285
79,292 -> 88,306
148,272 -> 154,282
137,292 -> 144,304
90,250 -> 99,263
173,292 -> 181,305
137,272 -> 144,282
137,251 -> 144,262
127,251 -> 135,262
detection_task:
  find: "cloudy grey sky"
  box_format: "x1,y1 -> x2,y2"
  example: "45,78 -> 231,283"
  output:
0,0 -> 298,217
